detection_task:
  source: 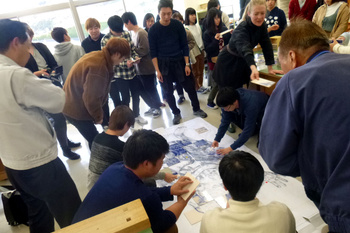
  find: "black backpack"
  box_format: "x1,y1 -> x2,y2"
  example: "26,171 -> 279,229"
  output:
1,186 -> 29,226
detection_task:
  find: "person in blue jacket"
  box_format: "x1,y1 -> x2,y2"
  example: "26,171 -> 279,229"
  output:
73,129 -> 194,233
259,20 -> 350,232
212,87 -> 268,155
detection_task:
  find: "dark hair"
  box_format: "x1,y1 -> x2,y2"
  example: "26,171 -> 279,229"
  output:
206,7 -> 223,33
219,151 -> 264,201
105,37 -> 130,58
123,129 -> 169,169
158,0 -> 173,12
172,12 -> 184,22
109,106 -> 135,130
26,24 -> 34,39
185,7 -> 197,25
51,27 -> 67,43
279,20 -> 329,58
143,13 -> 154,28
207,0 -> 220,11
122,12 -> 138,26
216,87 -> 240,107
0,19 -> 28,53
107,15 -> 124,33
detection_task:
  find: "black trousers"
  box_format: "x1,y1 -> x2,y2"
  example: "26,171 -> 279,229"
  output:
47,113 -> 70,151
110,78 -> 141,117
5,158 -> 81,233
158,57 -> 200,115
65,115 -> 98,149
137,74 -> 163,109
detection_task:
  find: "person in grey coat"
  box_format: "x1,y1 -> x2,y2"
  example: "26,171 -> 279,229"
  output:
51,27 -> 85,83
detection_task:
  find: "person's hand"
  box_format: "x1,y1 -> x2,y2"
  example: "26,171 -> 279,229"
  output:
170,176 -> 193,196
177,191 -> 196,204
267,65 -> 283,75
269,24 -> 279,32
229,29 -> 234,34
156,71 -> 163,83
133,56 -> 141,64
270,69 -> 284,75
216,147 -> 233,155
34,69 -> 49,77
211,140 -> 219,148
250,65 -> 259,80
185,66 -> 191,76
215,33 -> 221,40
164,173 -> 178,183
329,37 -> 338,52
126,60 -> 134,68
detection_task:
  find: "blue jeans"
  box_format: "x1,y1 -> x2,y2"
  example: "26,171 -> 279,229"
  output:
5,158 -> 81,233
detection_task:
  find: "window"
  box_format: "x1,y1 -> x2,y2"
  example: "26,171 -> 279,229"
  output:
19,8 -> 78,53
0,0 -> 67,14
124,0 -> 157,29
77,0 -> 125,37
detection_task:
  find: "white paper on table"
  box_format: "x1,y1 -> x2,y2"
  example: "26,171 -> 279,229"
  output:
251,77 -> 276,88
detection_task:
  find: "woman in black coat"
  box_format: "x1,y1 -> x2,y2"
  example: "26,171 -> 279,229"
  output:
213,0 -> 282,89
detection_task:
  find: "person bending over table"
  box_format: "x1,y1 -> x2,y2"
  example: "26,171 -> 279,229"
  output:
212,87 -> 268,155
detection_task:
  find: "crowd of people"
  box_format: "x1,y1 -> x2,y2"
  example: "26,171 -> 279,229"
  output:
1,0 -> 350,232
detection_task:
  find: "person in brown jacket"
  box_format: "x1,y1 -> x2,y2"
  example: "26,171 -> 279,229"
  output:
63,37 -> 130,149
312,0 -> 350,39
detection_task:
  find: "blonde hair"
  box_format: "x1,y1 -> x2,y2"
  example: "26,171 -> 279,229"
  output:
242,0 -> 266,21
85,18 -> 101,31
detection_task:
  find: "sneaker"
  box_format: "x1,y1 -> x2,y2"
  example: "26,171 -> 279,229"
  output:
202,88 -> 210,94
135,116 -> 148,125
144,108 -> 154,116
193,109 -> 208,118
67,140 -> 81,149
227,123 -> 236,133
152,109 -> 161,118
207,103 -> 219,109
177,96 -> 185,105
173,114 -> 182,125
63,149 -> 80,160
197,87 -> 205,93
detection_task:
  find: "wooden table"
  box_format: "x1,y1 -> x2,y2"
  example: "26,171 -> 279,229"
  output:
0,159 -> 8,181
55,199 -> 151,233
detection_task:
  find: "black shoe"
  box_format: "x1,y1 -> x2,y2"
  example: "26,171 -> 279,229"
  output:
173,114 -> 182,125
177,97 -> 185,105
67,140 -> 81,149
63,149 -> 80,160
193,109 -> 208,118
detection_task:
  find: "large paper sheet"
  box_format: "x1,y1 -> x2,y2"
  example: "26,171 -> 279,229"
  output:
156,118 -> 324,232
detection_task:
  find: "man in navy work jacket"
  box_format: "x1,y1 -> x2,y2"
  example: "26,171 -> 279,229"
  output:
212,87 -> 269,155
259,20 -> 350,232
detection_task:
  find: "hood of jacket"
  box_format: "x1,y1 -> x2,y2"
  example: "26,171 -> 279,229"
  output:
54,42 -> 74,56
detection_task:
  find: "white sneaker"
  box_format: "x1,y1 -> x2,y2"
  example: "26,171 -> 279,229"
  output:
135,116 -> 148,125
144,108 -> 154,116
152,109 -> 161,118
